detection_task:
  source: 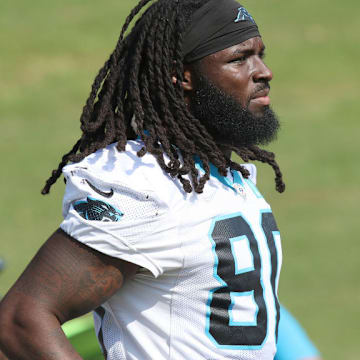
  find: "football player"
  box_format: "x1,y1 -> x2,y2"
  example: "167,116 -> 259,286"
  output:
0,0 -> 291,359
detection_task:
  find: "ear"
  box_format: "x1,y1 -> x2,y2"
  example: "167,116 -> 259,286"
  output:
172,66 -> 194,91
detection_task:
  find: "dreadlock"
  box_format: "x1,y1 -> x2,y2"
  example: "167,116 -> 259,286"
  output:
41,0 -> 285,195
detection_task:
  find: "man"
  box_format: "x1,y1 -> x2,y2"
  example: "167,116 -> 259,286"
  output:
0,0 -> 287,359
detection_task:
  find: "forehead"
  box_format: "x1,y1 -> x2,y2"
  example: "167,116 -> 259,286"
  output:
203,36 -> 265,62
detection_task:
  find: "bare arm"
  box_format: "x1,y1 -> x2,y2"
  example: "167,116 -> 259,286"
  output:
0,228 -> 138,360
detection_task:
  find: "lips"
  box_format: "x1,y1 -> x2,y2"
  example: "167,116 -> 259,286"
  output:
250,88 -> 270,106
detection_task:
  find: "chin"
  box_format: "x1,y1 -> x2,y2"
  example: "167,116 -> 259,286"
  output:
248,105 -> 270,118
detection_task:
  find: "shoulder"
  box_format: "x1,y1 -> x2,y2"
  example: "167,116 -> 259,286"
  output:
63,140 -> 164,190
62,140 -> 186,207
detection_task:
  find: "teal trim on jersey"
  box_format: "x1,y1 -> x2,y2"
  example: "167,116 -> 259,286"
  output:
272,231 -> 281,293
244,177 -> 263,198
229,291 -> 259,327
229,235 -> 255,275
206,211 -> 268,351
232,170 -> 244,186
136,130 -> 150,139
259,210 -> 280,346
275,306 -> 321,360
194,156 -> 266,199
194,156 -> 245,194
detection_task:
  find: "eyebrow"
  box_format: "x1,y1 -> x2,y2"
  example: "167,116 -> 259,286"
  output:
232,46 -> 266,56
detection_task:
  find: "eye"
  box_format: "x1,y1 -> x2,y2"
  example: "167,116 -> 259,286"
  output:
229,55 -> 248,64
259,52 -> 266,60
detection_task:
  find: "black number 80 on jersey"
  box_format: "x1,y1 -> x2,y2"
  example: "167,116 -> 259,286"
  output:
206,211 -> 280,349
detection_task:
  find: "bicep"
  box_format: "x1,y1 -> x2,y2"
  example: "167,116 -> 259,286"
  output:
9,228 -> 138,323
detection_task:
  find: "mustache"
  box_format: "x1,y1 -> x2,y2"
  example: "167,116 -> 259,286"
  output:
248,82 -> 271,103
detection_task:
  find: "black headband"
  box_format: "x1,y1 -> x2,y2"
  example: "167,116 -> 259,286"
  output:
183,0 -> 260,63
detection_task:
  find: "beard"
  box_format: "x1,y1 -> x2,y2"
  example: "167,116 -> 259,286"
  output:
189,74 -> 280,148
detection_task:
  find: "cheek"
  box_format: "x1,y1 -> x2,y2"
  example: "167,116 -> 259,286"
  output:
215,65 -> 251,103
224,75 -> 251,106
201,63 -> 252,106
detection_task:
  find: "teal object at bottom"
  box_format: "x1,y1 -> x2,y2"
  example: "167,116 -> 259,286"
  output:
275,306 -> 320,360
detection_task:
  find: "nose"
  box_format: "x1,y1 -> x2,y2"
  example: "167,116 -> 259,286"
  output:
253,58 -> 273,83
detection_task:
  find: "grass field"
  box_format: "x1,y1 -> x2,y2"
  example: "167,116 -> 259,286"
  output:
1,0 -> 359,359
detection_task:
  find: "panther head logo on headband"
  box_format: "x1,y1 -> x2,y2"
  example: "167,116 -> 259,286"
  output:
183,0 -> 260,63
234,7 -> 255,23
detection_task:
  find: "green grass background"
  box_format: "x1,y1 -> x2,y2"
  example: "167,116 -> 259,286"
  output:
1,0 -> 359,359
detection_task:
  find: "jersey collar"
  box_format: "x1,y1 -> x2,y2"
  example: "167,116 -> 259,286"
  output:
194,156 -> 244,194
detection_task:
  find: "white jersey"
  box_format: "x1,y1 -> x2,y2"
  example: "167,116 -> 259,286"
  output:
60,140 -> 282,360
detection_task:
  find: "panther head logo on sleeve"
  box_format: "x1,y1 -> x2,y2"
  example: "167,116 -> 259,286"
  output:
73,197 -> 123,222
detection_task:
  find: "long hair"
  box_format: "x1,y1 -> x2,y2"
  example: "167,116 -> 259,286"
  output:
42,0 -> 285,195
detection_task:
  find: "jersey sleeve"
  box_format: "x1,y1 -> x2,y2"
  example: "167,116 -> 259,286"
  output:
59,152 -> 181,278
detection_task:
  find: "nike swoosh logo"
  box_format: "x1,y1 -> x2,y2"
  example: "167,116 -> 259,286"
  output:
85,179 -> 114,198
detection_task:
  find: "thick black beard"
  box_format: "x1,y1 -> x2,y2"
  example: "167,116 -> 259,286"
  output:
189,74 -> 280,148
